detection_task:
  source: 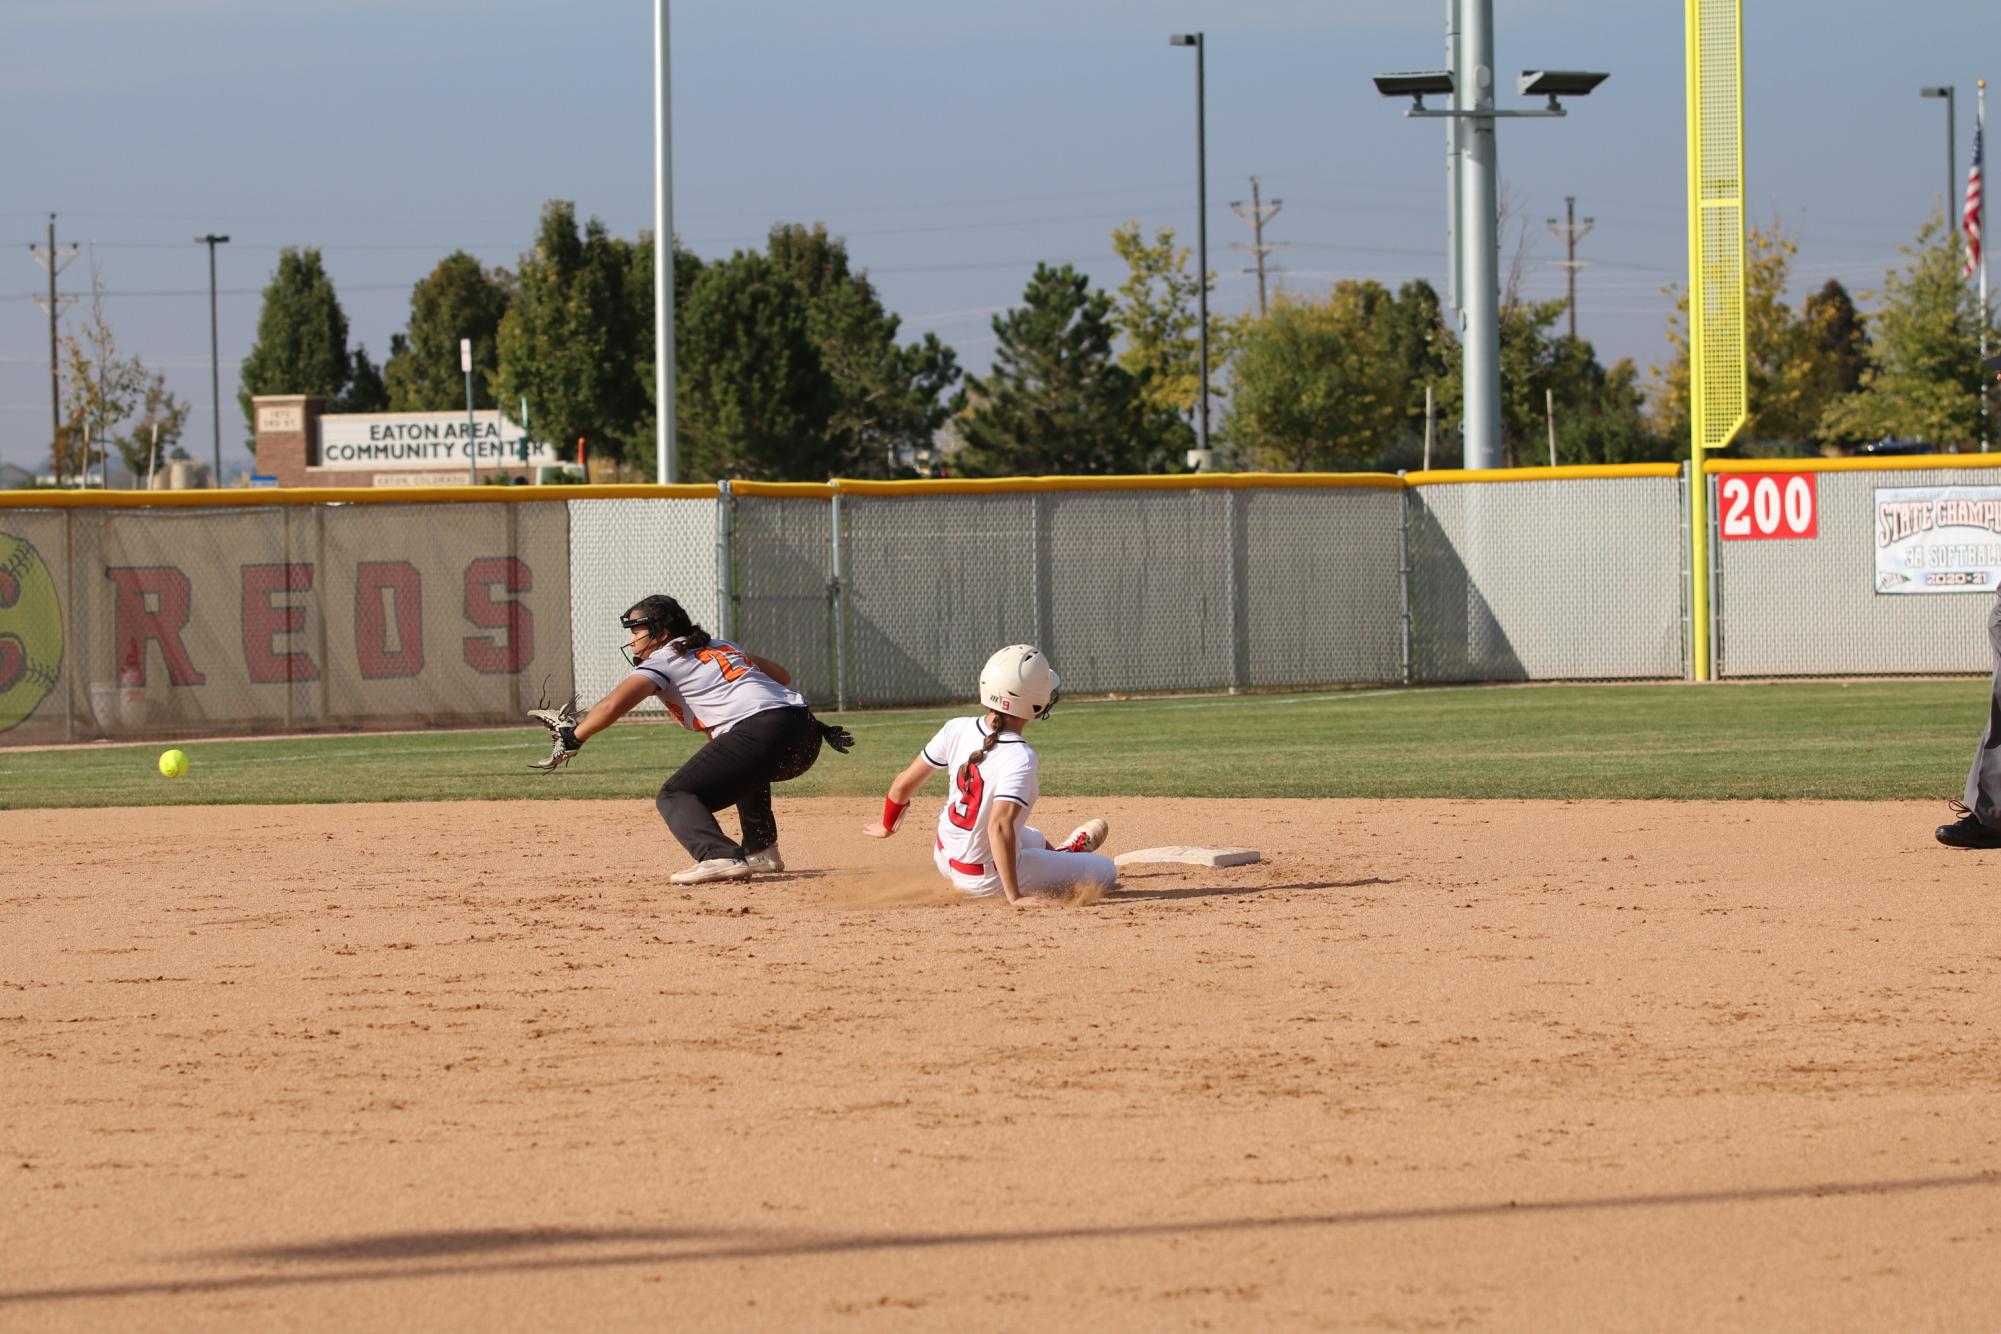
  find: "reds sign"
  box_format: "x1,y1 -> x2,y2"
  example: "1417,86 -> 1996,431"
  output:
1718,472 -> 1817,540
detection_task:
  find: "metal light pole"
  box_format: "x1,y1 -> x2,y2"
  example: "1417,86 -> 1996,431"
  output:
1170,33 -> 1209,460
1921,86 -> 1956,220
1373,2 -> 1607,469
654,0 -> 677,484
195,234 -> 229,487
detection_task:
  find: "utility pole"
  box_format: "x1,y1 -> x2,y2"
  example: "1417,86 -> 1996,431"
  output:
30,214 -> 77,484
1229,176 -> 1286,317
1545,195 -> 1594,340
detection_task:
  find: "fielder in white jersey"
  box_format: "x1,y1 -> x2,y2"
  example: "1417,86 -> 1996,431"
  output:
527,594 -> 854,884
863,644 -> 1116,905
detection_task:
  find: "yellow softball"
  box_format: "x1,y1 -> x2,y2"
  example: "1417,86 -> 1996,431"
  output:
158,749 -> 189,779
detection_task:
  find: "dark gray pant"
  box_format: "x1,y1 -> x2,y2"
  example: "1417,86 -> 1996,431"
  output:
1965,595 -> 2001,826
655,706 -> 823,862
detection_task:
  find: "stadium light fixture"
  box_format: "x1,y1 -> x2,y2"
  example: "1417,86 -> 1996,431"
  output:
1518,69 -> 1609,110
1372,70 -> 1455,111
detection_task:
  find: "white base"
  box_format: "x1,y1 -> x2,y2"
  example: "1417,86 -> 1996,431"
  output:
1112,845 -> 1262,869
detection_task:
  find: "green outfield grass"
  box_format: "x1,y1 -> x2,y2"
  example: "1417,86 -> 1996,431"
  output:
0,680 -> 1987,810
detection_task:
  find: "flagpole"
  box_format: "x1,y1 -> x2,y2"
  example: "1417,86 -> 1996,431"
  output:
1980,80 -> 1989,452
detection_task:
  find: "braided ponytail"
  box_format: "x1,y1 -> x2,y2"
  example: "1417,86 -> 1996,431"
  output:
956,715 -> 1008,790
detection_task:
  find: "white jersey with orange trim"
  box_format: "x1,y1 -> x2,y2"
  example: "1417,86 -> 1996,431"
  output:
628,637 -> 805,736
921,715 -> 1040,878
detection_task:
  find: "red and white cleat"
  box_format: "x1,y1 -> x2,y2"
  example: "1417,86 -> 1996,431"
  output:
1057,819 -> 1109,854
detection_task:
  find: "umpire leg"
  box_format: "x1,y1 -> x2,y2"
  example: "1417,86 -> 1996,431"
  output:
1963,595 -> 2001,826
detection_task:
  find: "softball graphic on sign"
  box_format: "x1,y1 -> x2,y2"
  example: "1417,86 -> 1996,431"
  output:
0,531 -> 64,733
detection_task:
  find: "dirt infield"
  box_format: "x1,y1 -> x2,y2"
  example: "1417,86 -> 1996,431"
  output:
4,796 -> 1998,1331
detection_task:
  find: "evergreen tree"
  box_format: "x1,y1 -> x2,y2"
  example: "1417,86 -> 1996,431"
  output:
956,264 -> 1172,476
384,251 -> 513,412
1819,212 -> 2000,448
238,247 -> 355,436
675,250 -> 838,481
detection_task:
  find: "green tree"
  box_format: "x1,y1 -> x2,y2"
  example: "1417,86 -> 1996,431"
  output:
1551,357 -> 1674,465
1651,219 -> 1851,452
1804,279 -> 1868,396
956,263 -> 1174,476
764,223 -> 962,478
674,249 -> 838,481
238,247 -> 357,438
1818,211 -> 1997,448
1108,222 -> 1225,426
626,229 -> 706,466
384,251 -> 514,411
338,345 -> 388,413
1380,279 -> 1456,436
1223,284 -> 1401,472
113,374 -> 191,481
494,201 -> 647,471
58,264 -> 151,483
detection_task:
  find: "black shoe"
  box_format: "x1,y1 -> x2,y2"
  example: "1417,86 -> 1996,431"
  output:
1936,800 -> 2001,849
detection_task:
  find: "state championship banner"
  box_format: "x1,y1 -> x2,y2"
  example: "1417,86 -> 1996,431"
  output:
318,410 -> 556,470
1875,485 -> 2001,594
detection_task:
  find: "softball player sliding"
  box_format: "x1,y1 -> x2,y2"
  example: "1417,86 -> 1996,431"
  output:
863,644 -> 1116,906
529,594 -> 853,884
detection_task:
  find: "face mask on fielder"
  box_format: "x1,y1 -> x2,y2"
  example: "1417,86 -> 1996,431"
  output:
620,608 -> 664,667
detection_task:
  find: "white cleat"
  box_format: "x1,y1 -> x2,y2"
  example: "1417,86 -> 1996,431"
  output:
670,857 -> 752,886
1057,819 -> 1109,854
743,846 -> 785,873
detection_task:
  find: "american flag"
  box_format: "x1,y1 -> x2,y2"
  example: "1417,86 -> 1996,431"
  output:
1963,124 -> 1984,278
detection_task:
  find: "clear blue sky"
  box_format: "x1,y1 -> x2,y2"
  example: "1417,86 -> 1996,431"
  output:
3,0 -> 1990,475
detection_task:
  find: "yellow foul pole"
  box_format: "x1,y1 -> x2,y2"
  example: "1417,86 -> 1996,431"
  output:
1686,0 -> 1748,681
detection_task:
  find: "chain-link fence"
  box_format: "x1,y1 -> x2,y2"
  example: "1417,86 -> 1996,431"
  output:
1713,464 -> 1996,676
15,461 -> 1997,746
1408,471 -> 1687,681
567,494 -> 717,709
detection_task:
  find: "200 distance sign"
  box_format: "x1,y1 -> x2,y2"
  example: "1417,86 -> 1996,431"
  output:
1717,472 -> 1817,540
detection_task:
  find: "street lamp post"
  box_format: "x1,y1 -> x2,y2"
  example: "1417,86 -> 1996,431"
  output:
1921,86 -> 1957,220
195,234 -> 229,487
1170,33 -> 1209,463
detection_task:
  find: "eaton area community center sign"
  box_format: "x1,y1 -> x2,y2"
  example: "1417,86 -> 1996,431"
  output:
318,411 -> 556,471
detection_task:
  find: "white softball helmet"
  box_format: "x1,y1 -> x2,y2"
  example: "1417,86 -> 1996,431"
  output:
979,643 -> 1060,720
